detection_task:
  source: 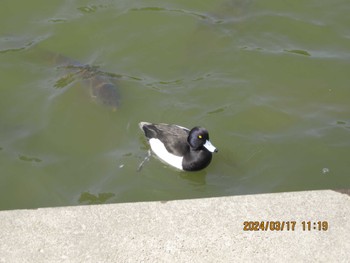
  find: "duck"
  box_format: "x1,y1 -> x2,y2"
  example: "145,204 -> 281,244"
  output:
139,122 -> 218,171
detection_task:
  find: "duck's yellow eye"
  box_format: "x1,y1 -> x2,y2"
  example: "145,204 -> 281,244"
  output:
198,135 -> 202,139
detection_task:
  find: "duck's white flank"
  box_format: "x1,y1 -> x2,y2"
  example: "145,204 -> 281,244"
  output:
149,138 -> 183,170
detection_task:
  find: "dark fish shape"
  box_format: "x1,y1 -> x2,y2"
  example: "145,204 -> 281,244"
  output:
43,51 -> 120,111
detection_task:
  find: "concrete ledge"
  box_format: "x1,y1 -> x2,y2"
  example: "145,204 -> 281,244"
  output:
0,190 -> 349,262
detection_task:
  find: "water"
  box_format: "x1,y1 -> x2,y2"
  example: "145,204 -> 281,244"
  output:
1,0 -> 349,210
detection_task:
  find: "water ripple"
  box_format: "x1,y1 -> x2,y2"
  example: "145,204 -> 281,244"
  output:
129,6 -> 219,23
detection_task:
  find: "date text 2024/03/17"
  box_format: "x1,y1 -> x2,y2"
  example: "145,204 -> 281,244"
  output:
243,221 -> 329,231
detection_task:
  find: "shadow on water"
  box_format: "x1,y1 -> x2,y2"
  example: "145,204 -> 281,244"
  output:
78,191 -> 115,205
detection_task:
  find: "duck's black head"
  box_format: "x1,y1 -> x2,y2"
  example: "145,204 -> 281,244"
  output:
188,127 -> 218,153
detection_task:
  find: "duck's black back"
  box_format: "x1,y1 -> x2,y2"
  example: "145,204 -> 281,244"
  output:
142,123 -> 190,157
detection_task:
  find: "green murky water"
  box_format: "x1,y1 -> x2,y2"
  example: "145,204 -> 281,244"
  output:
1,0 -> 349,210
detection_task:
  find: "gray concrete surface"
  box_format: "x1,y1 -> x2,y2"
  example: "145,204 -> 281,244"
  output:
0,190 -> 349,262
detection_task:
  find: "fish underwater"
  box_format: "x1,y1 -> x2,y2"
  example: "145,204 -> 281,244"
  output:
41,50 -> 120,111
